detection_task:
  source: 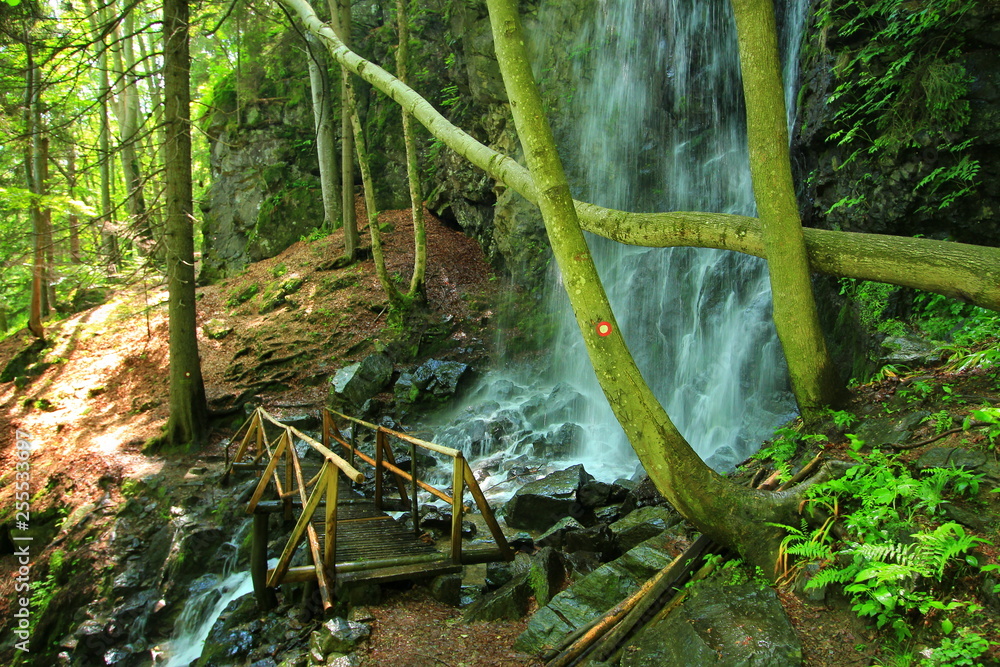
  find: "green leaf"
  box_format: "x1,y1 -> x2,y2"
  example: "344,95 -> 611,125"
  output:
941,617 -> 954,635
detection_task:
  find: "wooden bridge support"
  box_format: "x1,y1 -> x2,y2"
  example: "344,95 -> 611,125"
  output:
252,511 -> 278,611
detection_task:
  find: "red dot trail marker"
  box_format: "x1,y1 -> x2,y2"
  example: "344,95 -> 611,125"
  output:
596,321 -> 613,337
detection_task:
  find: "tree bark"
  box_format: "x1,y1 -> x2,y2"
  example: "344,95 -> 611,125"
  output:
25,44 -> 44,340
160,0 -> 208,450
732,0 -> 841,418
306,32 -> 343,232
67,142 -> 81,264
114,6 -> 150,249
485,0 -> 810,573
329,0 -> 359,259
279,0 -> 1000,315
396,0 -> 426,299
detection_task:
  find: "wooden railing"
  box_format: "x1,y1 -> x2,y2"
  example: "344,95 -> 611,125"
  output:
224,406 -> 511,611
225,407 -> 364,610
323,408 -> 512,565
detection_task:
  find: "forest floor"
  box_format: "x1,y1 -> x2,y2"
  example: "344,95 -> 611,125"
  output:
1,201 -> 998,666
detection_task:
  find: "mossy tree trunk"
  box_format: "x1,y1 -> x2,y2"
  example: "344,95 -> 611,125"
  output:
160,0 -> 208,450
732,0 -> 841,420
484,0 -> 838,573
395,0 -> 426,300
329,0 -> 359,260
281,0 -> 1000,315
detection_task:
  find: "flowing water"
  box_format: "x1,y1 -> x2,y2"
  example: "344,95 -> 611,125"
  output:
163,522 -> 268,667
434,0 -> 809,483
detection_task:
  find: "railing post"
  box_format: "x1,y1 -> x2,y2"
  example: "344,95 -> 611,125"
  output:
375,428 -> 385,511
283,430 -> 294,522
251,511 -> 277,610
324,465 -> 339,576
451,452 -> 464,564
410,439 -> 419,536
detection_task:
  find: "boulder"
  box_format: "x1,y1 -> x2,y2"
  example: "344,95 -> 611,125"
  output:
514,532 -> 677,655
528,547 -> 567,607
621,580 -> 802,666
202,318 -> 234,340
503,464 -> 593,531
856,411 -> 930,448
610,506 -> 680,553
394,359 -> 470,407
330,354 -> 393,408
916,446 -> 988,471
310,618 -> 371,656
462,571 -> 532,622
536,517 -> 585,550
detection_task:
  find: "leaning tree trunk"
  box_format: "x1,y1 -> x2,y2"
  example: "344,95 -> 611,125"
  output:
306,31 -> 343,231
159,0 -> 208,450
282,0 -> 1000,314
732,0 -> 841,420
484,0 -> 835,574
396,0 -> 426,299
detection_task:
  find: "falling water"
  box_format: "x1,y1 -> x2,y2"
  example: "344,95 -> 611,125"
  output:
435,0 -> 810,479
163,521 -> 265,667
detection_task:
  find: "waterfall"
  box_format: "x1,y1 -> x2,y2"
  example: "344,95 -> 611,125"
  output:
163,521 -> 264,667
434,0 -> 810,480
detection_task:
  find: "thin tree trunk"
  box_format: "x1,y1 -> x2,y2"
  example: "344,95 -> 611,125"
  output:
396,0 -> 425,299
113,5 -> 150,249
346,84 -> 403,307
160,0 -> 208,450
67,142 -> 81,263
330,0 -> 358,259
306,32 -> 343,231
137,28 -> 166,249
86,0 -> 120,269
25,43 -> 44,340
38,135 -> 54,313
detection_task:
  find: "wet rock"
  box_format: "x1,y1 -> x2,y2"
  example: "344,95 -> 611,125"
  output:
515,532 -> 677,655
594,504 -> 624,524
310,617 -> 371,656
394,359 -> 470,408
578,480 -> 611,509
855,411 -> 929,448
529,547 -> 567,606
429,574 -> 463,606
564,524 -> 619,561
610,506 -> 680,553
330,354 -> 393,409
547,423 -> 585,458
621,580 -> 802,666
503,464 -> 593,531
462,571 -> 532,622
880,336 -> 941,366
916,447 -> 988,470
536,517 -> 585,550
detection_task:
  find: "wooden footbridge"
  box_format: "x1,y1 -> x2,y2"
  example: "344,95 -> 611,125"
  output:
223,407 -> 512,610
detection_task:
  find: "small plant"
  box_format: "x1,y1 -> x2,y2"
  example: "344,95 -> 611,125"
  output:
828,408 -> 858,428
270,262 -> 288,278
924,410 -> 953,435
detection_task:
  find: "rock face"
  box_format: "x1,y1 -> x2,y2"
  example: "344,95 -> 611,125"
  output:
796,2 -> 1000,247
199,32 -> 324,283
621,580 -> 802,667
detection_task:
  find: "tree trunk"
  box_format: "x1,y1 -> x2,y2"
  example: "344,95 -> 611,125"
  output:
113,6 -> 150,250
282,0 -> 1000,316
25,45 -> 44,340
346,82 -> 404,307
159,0 -> 208,450
67,142 -> 81,264
396,0 -> 426,299
330,0 -> 359,259
85,0 -> 120,269
306,31 -> 343,231
137,29 -> 166,251
732,0 -> 840,419
484,0 -> 817,573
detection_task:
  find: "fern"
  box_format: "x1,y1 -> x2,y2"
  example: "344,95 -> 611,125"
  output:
912,522 -> 985,578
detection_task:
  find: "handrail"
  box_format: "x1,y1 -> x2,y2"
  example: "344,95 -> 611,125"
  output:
258,408 -> 365,482
323,408 -> 513,563
326,408 -> 462,458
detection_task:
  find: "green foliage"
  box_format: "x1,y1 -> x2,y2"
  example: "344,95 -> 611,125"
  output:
817,0 -> 979,215
780,451 -> 991,647
840,279 -> 906,336
920,629 -> 993,666
755,426 -> 828,468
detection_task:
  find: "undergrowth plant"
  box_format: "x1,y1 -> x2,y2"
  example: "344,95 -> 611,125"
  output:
776,451 -> 994,658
